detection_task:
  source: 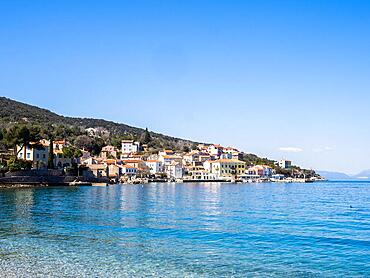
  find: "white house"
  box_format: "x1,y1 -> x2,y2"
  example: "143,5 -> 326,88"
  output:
279,160 -> 292,169
165,161 -> 183,179
207,144 -> 223,157
223,147 -> 242,160
185,169 -> 218,181
145,160 -> 163,174
159,155 -> 183,166
121,165 -> 137,176
121,140 -> 141,154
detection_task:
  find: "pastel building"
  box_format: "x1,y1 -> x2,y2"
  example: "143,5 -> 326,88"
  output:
207,159 -> 246,178
247,165 -> 274,177
101,145 -> 117,159
16,142 -> 49,169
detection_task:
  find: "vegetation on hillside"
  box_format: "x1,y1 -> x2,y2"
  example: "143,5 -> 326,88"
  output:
0,97 -> 195,152
0,96 -> 318,177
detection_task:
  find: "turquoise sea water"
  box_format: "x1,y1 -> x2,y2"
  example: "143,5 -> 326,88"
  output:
0,181 -> 369,277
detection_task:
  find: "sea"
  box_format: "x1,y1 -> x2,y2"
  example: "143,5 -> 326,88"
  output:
0,181 -> 369,277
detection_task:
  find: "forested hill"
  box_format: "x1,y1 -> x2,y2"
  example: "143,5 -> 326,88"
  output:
0,96 -> 196,151
0,96 -> 317,175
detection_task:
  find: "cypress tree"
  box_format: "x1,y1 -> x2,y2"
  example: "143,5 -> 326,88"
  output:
48,137 -> 54,169
141,127 -> 152,144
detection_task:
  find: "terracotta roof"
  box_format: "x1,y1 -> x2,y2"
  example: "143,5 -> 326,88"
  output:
209,159 -> 246,164
88,164 -> 107,170
123,165 -> 137,169
122,160 -> 143,163
162,155 -> 181,159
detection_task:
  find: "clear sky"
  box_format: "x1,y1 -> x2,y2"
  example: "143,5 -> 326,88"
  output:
1,0 -> 370,174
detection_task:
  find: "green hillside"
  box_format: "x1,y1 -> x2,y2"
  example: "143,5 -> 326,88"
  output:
0,96 -> 195,152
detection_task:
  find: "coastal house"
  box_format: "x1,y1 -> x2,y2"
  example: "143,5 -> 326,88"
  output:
108,164 -> 122,180
121,165 -> 137,177
186,169 -> 218,181
207,159 -> 246,178
207,144 -> 223,157
183,150 -> 200,164
159,154 -> 183,166
88,164 -> 109,178
16,141 -> 49,169
223,147 -> 242,160
164,161 -> 183,179
100,145 -> 117,159
53,141 -> 72,169
121,140 -> 141,154
38,139 -> 72,169
279,159 -> 292,169
247,165 -> 274,177
145,160 -> 163,174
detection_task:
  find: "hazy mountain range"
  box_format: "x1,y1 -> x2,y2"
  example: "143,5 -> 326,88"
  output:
317,170 -> 370,180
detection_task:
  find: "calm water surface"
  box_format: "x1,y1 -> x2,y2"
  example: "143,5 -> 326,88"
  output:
0,182 -> 369,277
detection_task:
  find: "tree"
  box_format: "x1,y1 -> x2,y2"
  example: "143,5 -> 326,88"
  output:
2,124 -> 41,158
74,135 -> 93,150
141,128 -> 152,144
110,137 -> 122,149
7,157 -> 32,171
91,137 -> 105,155
48,137 -> 54,169
63,146 -> 83,159
182,145 -> 190,153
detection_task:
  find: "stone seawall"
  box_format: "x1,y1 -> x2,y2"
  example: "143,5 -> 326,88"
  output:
0,174 -> 109,188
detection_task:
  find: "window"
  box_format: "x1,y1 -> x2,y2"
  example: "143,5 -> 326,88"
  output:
27,153 -> 30,159
43,154 -> 46,159
36,154 -> 40,159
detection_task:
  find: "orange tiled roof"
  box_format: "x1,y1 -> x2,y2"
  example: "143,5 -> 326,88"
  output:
209,159 -> 246,164
122,160 -> 143,163
123,165 -> 137,169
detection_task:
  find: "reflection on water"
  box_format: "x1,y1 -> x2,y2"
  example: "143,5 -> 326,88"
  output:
0,182 -> 370,277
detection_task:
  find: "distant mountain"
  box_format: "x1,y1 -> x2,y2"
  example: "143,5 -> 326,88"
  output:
353,169 -> 370,180
318,170 -> 370,181
317,171 -> 352,180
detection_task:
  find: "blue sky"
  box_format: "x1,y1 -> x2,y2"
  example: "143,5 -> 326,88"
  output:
1,0 -> 370,174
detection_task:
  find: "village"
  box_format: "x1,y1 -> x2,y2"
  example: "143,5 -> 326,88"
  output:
10,137 -> 319,184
